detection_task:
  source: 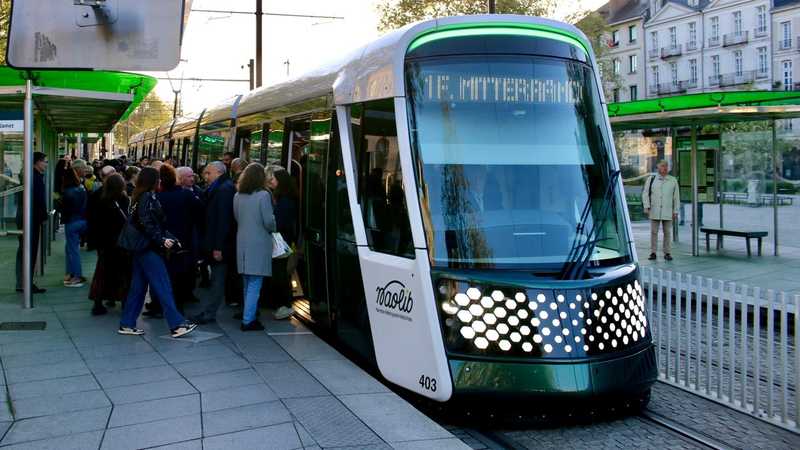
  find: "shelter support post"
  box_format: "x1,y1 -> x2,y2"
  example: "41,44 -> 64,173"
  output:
772,119 -> 778,256
671,127 -> 679,243
22,79 -> 33,309
691,125 -> 699,257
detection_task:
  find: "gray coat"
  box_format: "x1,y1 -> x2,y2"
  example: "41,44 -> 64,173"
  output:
233,190 -> 276,276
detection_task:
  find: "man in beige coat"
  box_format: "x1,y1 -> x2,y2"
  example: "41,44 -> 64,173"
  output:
642,160 -> 680,261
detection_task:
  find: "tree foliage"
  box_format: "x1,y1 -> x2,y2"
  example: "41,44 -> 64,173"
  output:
377,0 -> 557,32
113,92 -> 173,150
573,10 -> 620,94
0,0 -> 10,65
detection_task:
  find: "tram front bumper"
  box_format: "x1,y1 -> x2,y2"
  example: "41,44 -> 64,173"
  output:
448,343 -> 657,402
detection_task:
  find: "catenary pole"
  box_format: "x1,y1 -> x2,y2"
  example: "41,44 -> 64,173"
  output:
256,0 -> 263,88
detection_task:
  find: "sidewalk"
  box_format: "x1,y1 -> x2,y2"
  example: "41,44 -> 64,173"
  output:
633,222 -> 800,297
0,236 -> 468,450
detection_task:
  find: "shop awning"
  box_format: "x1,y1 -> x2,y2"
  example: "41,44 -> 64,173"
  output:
607,91 -> 800,130
0,68 -> 156,133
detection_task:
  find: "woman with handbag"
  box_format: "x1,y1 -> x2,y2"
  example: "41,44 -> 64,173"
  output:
88,173 -> 131,315
265,166 -> 298,320
234,163 -> 276,331
117,167 -> 197,338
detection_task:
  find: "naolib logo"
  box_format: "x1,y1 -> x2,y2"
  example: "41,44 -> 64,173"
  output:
375,280 -> 414,314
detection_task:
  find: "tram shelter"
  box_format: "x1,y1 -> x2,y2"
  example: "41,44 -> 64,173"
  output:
0,67 -> 156,306
608,91 -> 800,258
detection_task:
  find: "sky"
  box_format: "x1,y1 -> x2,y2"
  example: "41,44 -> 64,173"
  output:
146,0 -> 607,116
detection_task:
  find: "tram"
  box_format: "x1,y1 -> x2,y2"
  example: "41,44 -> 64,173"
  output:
130,15 -> 657,406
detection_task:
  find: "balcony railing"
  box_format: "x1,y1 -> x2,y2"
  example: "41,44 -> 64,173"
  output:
779,38 -> 792,50
708,35 -> 720,47
686,41 -> 698,51
649,80 -> 697,96
756,68 -> 769,79
709,70 -> 756,87
723,31 -> 748,47
797,37 -> 800,52
661,44 -> 682,59
648,48 -> 660,60
753,26 -> 768,38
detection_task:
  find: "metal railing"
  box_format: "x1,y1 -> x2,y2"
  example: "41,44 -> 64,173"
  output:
709,70 -> 757,87
641,267 -> 799,432
650,80 -> 697,96
708,36 -> 720,47
798,37 -> 800,52
780,38 -> 793,50
723,30 -> 749,47
661,44 -> 682,59
686,41 -> 698,51
754,27 -> 768,38
756,68 -> 770,79
648,48 -> 660,60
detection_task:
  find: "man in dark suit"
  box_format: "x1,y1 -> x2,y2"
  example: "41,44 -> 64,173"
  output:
15,152 -> 49,293
191,161 -> 236,324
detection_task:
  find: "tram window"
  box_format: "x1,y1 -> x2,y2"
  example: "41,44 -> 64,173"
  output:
352,99 -> 414,258
248,129 -> 263,163
267,120 -> 285,167
305,113 -> 330,232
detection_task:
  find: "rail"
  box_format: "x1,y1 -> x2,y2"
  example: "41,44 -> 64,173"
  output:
641,267 -> 799,433
723,31 -> 748,47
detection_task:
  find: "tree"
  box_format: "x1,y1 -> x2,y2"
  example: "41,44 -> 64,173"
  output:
0,0 -> 10,65
112,92 -> 174,150
573,10 -> 620,98
377,0 -> 556,32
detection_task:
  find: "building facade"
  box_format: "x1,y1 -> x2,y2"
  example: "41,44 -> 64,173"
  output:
598,0 -> 800,99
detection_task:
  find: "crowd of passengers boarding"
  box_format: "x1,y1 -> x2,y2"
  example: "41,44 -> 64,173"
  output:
18,150 -> 299,339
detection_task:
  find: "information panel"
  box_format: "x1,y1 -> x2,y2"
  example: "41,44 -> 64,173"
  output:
676,135 -> 720,203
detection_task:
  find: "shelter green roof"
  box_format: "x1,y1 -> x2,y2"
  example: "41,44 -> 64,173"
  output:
0,66 -> 156,123
608,91 -> 800,117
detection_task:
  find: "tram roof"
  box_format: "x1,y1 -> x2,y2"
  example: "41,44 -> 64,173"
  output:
236,15 -> 594,114
0,67 -> 156,133
608,91 -> 800,130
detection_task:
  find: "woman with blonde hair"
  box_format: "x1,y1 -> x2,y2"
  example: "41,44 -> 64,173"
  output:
234,162 -> 276,330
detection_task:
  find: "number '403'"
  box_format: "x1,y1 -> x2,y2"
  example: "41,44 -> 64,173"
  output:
418,375 -> 437,392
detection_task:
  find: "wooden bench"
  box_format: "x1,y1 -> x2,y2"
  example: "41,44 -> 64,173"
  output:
700,228 -> 768,257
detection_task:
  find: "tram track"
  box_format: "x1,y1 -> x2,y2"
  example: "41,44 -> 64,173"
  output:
639,409 -> 736,450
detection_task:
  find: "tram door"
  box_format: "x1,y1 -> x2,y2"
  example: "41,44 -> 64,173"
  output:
288,114 -> 332,327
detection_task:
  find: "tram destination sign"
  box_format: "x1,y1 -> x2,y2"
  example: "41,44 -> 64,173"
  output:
6,0 -> 189,71
417,73 -> 582,105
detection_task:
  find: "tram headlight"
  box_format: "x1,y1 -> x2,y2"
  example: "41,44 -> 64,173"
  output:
436,274 -> 650,357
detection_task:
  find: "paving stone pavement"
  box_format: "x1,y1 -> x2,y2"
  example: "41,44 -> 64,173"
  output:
0,237 -> 466,450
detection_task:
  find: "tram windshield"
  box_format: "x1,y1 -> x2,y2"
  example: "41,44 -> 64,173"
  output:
406,55 -> 631,270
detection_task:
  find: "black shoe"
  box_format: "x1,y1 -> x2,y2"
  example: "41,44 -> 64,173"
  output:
648,253 -> 657,260
15,285 -> 46,293
91,304 -> 108,316
664,253 -> 673,261
240,320 -> 265,332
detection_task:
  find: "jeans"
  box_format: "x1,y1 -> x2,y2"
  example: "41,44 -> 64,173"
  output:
120,250 -> 186,330
197,262 -> 227,320
242,275 -> 264,324
65,219 -> 87,277
650,219 -> 673,255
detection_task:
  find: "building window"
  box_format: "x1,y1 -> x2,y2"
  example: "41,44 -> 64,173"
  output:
650,31 -> 658,50
613,58 -> 621,75
689,22 -> 697,47
756,6 -> 767,33
781,22 -> 792,49
711,17 -> 719,40
733,11 -> 742,34
734,50 -> 743,76
669,26 -> 677,47
628,25 -> 637,43
629,54 -> 638,73
630,85 -> 638,101
611,29 -> 620,46
784,60 -> 794,91
651,65 -> 659,85
690,59 -> 697,83
712,55 -> 720,77
612,88 -> 620,103
758,47 -> 768,74
670,62 -> 678,83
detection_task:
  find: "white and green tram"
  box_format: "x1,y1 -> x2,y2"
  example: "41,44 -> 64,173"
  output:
132,15 -> 657,407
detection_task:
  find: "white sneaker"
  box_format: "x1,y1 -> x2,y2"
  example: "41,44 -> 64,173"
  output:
273,306 -> 295,320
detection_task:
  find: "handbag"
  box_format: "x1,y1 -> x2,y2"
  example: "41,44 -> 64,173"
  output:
116,201 -> 150,252
272,232 -> 293,259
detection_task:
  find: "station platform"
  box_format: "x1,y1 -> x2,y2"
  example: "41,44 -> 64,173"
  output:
0,236 -> 467,450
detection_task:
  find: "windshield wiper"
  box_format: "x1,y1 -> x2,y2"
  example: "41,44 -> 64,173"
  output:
559,124 -> 621,280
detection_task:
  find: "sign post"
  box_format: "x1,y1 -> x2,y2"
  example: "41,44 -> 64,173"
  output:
22,78 -> 33,308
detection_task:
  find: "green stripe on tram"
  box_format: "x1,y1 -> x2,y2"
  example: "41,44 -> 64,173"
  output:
407,22 -> 590,57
